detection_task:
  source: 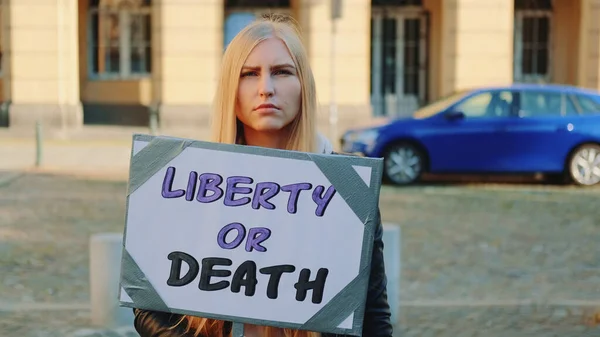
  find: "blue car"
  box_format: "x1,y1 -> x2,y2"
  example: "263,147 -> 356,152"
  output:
341,84 -> 600,186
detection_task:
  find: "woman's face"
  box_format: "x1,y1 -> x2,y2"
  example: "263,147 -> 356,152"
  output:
236,37 -> 302,134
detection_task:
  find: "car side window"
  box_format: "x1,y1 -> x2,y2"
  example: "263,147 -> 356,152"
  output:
455,91 -> 514,118
519,91 -> 562,117
574,94 -> 600,115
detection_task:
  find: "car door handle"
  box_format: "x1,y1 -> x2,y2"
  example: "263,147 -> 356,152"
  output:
496,125 -> 513,132
556,123 -> 574,132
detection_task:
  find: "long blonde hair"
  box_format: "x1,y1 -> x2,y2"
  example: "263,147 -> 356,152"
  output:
210,13 -> 317,153
179,13 -> 321,337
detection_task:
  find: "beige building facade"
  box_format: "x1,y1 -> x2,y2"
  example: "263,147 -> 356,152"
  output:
0,0 -> 599,133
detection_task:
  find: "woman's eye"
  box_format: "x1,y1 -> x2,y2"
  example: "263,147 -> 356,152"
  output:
241,71 -> 258,77
274,69 -> 293,76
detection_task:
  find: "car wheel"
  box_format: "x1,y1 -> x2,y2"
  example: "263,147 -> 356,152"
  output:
383,142 -> 425,185
568,144 -> 600,186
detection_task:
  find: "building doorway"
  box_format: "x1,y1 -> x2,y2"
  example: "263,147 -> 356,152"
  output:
514,0 -> 553,83
371,3 -> 428,117
224,0 -> 291,48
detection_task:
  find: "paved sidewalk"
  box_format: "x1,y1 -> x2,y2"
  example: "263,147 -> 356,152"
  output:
1,170 -> 599,337
1,125 -> 599,337
0,125 -> 206,141
0,125 -> 590,186
0,126 -> 205,177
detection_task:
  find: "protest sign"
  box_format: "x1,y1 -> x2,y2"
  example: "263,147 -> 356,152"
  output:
118,134 -> 383,336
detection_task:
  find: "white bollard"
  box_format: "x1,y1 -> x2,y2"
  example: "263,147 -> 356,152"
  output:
382,223 -> 401,327
89,233 -> 134,328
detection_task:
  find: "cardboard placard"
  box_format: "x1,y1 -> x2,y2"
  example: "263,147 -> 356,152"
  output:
118,134 -> 383,336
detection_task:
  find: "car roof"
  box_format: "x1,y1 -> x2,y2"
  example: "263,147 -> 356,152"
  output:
471,83 -> 600,96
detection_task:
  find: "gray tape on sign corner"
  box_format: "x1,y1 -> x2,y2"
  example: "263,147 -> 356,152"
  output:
309,154 -> 379,236
128,136 -> 193,195
301,154 -> 382,335
299,265 -> 371,333
121,248 -> 171,313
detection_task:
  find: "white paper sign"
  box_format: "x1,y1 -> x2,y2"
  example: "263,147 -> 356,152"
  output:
119,135 -> 383,336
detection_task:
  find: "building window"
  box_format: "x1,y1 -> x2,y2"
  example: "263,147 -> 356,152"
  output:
224,0 -> 291,48
89,0 -> 151,79
514,0 -> 552,83
403,18 -> 421,96
515,0 -> 552,10
370,7 -> 428,117
0,0 -> 3,76
225,0 -> 290,7
372,0 -> 422,6
381,18 -> 397,95
521,16 -> 549,76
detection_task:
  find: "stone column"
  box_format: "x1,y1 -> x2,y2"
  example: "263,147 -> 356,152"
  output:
7,0 -> 82,129
298,0 -> 372,140
577,0 -> 600,90
439,0 -> 514,96
152,0 -> 223,135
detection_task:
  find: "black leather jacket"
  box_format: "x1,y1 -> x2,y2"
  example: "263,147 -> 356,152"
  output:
132,209 -> 392,337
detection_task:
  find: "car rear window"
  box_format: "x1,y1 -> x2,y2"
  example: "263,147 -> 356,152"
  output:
574,94 -> 600,115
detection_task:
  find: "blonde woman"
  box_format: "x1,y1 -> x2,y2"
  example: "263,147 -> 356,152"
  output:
133,14 -> 392,337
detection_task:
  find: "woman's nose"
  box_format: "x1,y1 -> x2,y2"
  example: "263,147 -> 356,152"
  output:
258,75 -> 274,97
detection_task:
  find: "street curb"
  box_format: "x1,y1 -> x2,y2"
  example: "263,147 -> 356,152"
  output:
0,139 -> 132,147
22,167 -> 130,181
0,168 -> 129,182
0,172 -> 24,188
